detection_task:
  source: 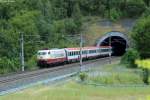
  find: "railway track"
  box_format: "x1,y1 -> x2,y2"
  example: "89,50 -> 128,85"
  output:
0,57 -> 120,94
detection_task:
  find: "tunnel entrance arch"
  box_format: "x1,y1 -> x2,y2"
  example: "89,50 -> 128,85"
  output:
96,31 -> 129,56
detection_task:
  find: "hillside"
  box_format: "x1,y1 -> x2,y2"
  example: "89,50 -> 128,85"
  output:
82,17 -> 135,46
0,0 -> 148,74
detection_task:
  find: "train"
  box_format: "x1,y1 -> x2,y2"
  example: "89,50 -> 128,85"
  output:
37,46 -> 112,67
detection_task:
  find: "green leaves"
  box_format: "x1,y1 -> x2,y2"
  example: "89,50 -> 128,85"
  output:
132,15 -> 150,58
0,57 -> 20,74
135,59 -> 150,84
135,59 -> 150,69
121,49 -> 140,68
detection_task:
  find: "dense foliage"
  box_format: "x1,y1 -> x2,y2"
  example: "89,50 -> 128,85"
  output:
79,72 -> 88,81
121,49 -> 140,68
135,59 -> 150,84
131,13 -> 150,59
135,59 -> 150,69
0,0 -> 148,74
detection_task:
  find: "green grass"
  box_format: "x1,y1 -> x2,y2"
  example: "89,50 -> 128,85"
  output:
88,72 -> 143,85
1,82 -> 150,100
88,63 -> 149,85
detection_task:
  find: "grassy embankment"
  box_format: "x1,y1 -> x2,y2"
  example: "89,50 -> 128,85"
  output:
87,63 -> 147,85
1,62 -> 150,100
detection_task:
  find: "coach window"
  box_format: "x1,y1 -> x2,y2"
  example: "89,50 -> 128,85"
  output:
68,52 -> 70,56
70,52 -> 71,56
73,52 -> 75,55
70,52 -> 72,56
97,50 -> 98,53
90,50 -> 92,54
48,52 -> 50,55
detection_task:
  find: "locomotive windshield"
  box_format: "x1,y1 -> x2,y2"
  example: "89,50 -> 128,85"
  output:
38,52 -> 47,55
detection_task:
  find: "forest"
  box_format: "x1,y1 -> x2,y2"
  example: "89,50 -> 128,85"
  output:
0,0 -> 149,74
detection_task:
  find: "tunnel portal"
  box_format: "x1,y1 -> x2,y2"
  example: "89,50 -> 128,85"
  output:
96,31 -> 129,56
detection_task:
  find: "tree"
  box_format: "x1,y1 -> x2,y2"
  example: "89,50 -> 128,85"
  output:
143,0 -> 150,7
125,0 -> 146,17
131,15 -> 150,58
10,10 -> 41,60
72,2 -> 83,34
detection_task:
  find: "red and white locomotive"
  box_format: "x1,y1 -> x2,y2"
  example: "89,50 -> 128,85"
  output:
37,46 -> 112,67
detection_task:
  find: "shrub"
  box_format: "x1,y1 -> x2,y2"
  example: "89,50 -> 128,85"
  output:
135,59 -> 150,85
0,57 -> 20,74
104,8 -> 122,22
26,55 -> 38,70
79,72 -> 88,81
131,15 -> 150,59
109,8 -> 122,21
121,49 -> 140,68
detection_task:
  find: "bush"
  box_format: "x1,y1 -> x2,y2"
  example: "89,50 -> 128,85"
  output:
0,57 -> 20,74
79,72 -> 88,81
121,49 -> 140,68
135,59 -> 150,85
26,55 -> 38,70
131,15 -> 150,59
104,8 -> 122,22
109,8 -> 122,21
